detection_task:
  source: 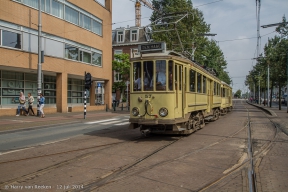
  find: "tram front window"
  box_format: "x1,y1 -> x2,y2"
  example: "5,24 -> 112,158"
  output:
133,62 -> 142,91
144,61 -> 153,91
153,60 -> 166,91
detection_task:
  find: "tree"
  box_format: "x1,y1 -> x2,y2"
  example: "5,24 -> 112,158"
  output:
276,15 -> 288,36
150,0 -> 231,84
112,53 -> 130,91
234,89 -> 241,98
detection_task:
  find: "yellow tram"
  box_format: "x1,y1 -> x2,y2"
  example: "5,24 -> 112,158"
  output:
129,42 -> 232,134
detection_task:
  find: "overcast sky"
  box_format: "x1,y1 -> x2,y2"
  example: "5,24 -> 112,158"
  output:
112,0 -> 288,93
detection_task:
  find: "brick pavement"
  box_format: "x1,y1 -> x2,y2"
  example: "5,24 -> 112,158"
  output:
248,101 -> 288,192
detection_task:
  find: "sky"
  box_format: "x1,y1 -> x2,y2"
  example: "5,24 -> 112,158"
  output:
111,0 -> 288,93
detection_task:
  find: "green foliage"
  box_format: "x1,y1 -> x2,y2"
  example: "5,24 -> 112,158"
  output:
150,0 -> 231,84
276,15 -> 288,36
234,89 -> 241,98
112,53 -> 130,89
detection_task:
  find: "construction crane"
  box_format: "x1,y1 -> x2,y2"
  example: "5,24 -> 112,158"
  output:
135,0 -> 154,27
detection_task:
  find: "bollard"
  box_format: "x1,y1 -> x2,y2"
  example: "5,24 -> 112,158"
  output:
113,102 -> 116,111
106,104 -> 108,112
121,103 -> 123,111
128,105 -> 130,111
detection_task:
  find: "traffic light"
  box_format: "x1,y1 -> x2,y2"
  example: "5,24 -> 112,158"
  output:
85,72 -> 92,90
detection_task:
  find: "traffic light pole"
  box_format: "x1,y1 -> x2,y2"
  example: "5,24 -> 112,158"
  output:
84,89 -> 87,119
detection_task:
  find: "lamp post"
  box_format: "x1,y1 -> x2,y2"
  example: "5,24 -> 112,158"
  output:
261,22 -> 288,112
37,0 -> 42,116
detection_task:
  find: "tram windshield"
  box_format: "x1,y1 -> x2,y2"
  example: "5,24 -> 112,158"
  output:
133,60 -> 168,91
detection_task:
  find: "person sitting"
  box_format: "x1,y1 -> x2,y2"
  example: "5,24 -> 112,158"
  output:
135,75 -> 149,91
150,69 -> 166,90
16,92 -> 28,116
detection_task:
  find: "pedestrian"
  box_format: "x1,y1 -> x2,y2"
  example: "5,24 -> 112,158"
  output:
39,93 -> 45,118
16,92 -> 28,116
27,93 -> 35,116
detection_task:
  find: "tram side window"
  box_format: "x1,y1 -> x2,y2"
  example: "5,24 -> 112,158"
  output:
179,65 -> 182,91
222,88 -> 226,97
190,70 -> 196,92
175,65 -> 177,90
214,82 -> 216,95
144,61 -> 153,91
133,62 -> 142,91
168,60 -> 173,91
203,76 -> 206,94
197,73 -> 202,93
154,60 -> 166,91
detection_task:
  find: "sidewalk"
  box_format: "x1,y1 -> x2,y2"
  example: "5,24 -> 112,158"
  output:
0,109 -> 130,133
247,100 -> 288,135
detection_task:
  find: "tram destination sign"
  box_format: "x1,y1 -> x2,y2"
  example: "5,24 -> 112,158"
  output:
138,42 -> 166,53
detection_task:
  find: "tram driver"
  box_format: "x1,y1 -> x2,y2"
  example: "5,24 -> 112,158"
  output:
135,74 -> 149,91
150,64 -> 166,90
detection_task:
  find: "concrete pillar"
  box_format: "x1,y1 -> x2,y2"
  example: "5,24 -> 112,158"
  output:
56,73 -> 67,113
90,81 -> 95,106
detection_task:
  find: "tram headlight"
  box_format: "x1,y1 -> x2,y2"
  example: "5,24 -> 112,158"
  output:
159,107 -> 168,117
132,107 -> 139,116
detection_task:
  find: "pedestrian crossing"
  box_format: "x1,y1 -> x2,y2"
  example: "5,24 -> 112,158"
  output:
85,117 -> 130,126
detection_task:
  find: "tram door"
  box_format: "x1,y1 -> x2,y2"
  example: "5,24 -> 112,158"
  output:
175,64 -> 184,117
207,79 -> 213,113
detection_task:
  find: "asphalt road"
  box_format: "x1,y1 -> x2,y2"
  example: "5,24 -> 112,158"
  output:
0,114 -> 130,153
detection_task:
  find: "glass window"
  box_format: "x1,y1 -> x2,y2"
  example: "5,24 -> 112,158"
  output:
92,52 -> 102,66
65,44 -> 79,61
131,30 -> 137,41
117,31 -> 123,42
45,38 -> 64,58
41,0 -> 45,11
190,70 -> 196,92
203,76 -> 206,94
175,65 -> 177,90
46,0 -> 51,13
67,78 -> 88,104
2,30 -> 21,49
24,0 -> 38,9
52,0 -> 63,18
2,71 -> 24,80
179,65 -> 182,91
133,62 -> 142,91
80,51 -> 91,64
168,60 -> 173,91
23,33 -> 38,53
92,20 -> 102,35
80,14 -> 91,30
65,6 -> 79,25
143,61 -> 153,91
214,82 -> 216,95
197,73 -> 202,93
155,60 -> 166,91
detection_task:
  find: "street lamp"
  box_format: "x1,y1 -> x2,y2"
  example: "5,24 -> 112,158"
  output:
261,21 -> 288,112
37,0 -> 42,116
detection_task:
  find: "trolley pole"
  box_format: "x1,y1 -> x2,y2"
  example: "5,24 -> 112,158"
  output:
84,90 -> 87,119
37,0 -> 42,116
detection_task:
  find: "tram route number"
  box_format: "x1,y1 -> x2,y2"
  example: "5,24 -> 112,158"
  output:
145,94 -> 152,98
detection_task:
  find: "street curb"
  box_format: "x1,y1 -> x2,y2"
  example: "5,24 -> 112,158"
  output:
246,101 -> 277,117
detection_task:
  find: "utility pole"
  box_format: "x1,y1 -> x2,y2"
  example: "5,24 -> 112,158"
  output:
287,51 -> 288,113
37,0 -> 42,116
256,0 -> 261,60
259,73 -> 261,105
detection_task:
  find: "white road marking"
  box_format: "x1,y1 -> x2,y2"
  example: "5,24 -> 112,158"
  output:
85,118 -> 119,124
0,147 -> 35,156
100,120 -> 122,125
115,122 -> 130,126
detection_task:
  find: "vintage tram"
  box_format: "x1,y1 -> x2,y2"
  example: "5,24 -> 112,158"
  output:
129,42 -> 232,134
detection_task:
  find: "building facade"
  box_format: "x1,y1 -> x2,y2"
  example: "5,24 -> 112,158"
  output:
112,26 -> 150,102
0,0 -> 112,116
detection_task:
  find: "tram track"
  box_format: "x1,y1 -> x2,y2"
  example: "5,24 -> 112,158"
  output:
198,100 -> 278,192
76,101 -> 249,191
0,133 -> 145,189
